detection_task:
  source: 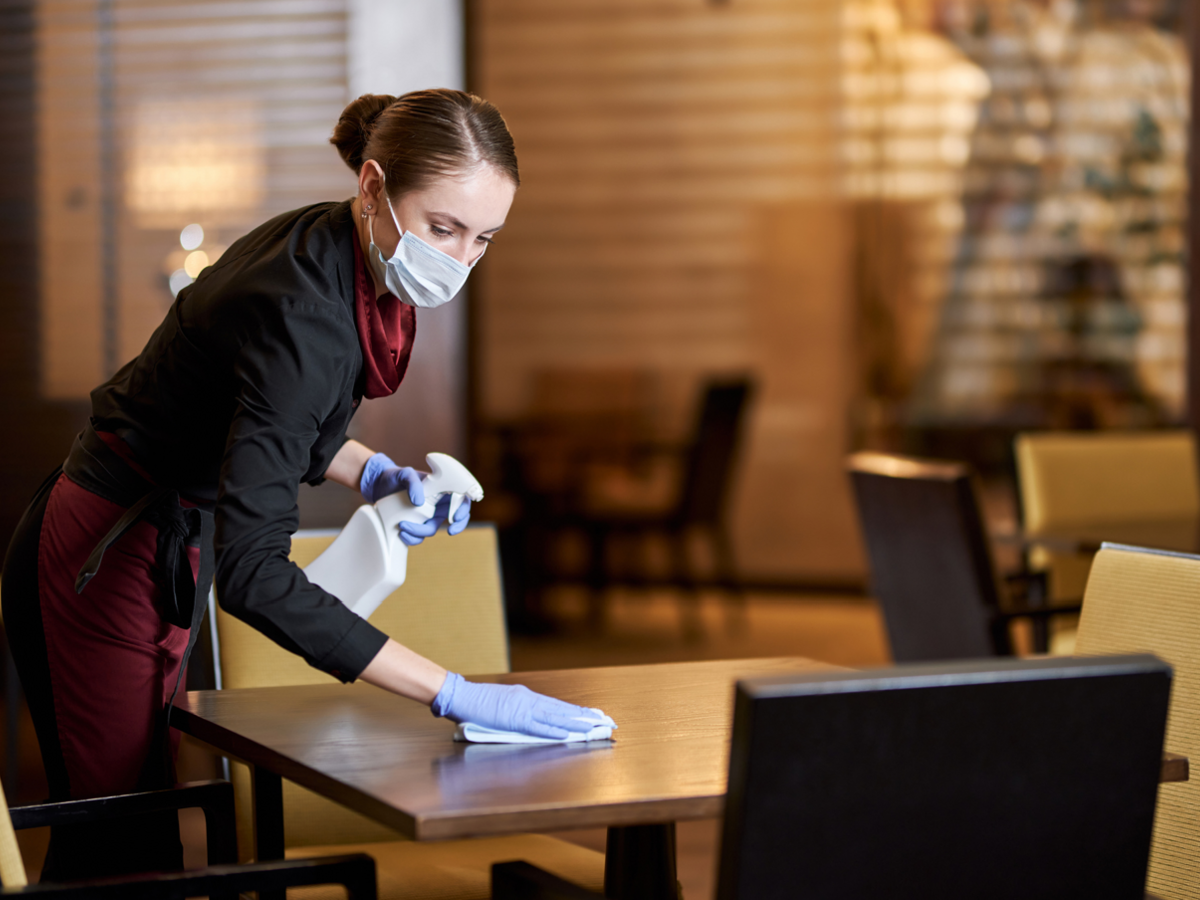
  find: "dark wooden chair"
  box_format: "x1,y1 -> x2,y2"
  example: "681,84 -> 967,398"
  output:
494,654 -> 1171,900
573,378 -> 754,635
847,450 -> 1078,660
0,779 -> 376,898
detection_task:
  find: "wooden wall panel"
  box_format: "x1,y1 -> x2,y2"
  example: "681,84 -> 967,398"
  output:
474,0 -> 866,581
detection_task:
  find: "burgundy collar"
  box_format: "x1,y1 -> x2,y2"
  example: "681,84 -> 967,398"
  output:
353,236 -> 415,399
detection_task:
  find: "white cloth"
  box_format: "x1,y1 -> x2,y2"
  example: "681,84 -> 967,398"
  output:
454,710 -> 617,744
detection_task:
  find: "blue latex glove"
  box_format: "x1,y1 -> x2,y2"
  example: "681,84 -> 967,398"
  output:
396,495 -> 472,546
359,452 -> 472,546
359,452 -> 422,504
432,672 -> 607,740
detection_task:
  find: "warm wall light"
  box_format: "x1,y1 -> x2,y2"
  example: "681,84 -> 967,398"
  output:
126,99 -> 265,227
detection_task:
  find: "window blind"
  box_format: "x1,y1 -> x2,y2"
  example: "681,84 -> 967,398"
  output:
37,0 -> 355,398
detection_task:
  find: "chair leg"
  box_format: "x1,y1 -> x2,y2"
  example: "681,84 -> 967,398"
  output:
4,633 -> 21,797
586,525 -> 608,633
516,518 -> 554,634
711,525 -> 746,634
1026,571 -> 1050,654
670,529 -> 703,642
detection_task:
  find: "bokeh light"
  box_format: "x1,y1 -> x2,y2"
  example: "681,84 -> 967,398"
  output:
184,250 -> 209,279
180,223 -> 204,251
168,269 -> 192,298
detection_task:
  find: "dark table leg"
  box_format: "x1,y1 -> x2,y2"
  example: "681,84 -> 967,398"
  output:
604,822 -> 679,900
251,765 -> 285,900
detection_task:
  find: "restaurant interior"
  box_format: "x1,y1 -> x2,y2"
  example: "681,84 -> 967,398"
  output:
0,0 -> 1198,897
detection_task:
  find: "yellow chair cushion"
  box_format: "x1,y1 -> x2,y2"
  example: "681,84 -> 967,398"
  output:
217,527 -> 509,693
1015,430 -> 1200,653
1015,430 -> 1200,531
282,834 -> 606,900
216,524 -> 537,864
1076,545 -> 1200,900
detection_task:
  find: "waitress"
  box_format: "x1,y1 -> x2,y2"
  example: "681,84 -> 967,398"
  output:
1,89 -> 605,880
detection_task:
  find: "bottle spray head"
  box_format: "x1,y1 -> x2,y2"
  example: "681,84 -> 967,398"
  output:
424,453 -> 484,523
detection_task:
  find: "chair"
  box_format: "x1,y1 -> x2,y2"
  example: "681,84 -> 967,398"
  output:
0,778 -> 377,897
1074,542 -> 1200,900
489,368 -> 659,629
571,378 -> 754,634
847,451 -> 1078,660
1014,429 -> 1200,653
495,654 -> 1171,899
212,523 -> 605,900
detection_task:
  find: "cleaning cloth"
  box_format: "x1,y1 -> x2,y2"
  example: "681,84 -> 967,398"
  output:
454,709 -> 617,744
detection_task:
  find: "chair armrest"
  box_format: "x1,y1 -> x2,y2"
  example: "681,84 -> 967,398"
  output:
10,780 -> 237,865
1001,570 -> 1045,590
492,861 -> 602,900
995,603 -> 1083,622
1162,751 -> 1189,783
6,853 -> 377,899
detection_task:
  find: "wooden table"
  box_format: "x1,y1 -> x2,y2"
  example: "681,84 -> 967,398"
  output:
997,517 -> 1200,556
171,656 -> 831,899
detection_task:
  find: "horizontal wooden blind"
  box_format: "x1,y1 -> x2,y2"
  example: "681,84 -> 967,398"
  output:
474,0 -> 873,578
38,0 -> 355,398
476,0 -> 851,412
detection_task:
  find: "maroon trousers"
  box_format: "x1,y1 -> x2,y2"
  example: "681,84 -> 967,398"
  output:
3,471 -> 198,879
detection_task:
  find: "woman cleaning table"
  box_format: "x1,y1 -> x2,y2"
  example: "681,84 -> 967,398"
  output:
1,89 -> 608,880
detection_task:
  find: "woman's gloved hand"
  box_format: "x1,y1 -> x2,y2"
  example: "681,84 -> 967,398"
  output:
359,453 -> 472,546
432,672 -> 608,740
360,452 -> 422,504
396,495 -> 471,546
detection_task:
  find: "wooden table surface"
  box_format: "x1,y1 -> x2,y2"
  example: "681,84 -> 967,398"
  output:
998,518 -> 1200,556
173,656 -> 832,841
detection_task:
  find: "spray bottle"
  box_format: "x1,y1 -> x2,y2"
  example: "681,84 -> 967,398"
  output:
303,452 -> 485,620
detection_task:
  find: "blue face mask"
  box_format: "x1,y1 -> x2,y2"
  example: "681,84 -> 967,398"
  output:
366,178 -> 484,309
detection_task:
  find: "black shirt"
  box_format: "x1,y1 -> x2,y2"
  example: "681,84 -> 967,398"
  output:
90,199 -> 388,681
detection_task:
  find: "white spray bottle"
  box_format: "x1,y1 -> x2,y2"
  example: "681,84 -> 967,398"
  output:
303,452 -> 485,620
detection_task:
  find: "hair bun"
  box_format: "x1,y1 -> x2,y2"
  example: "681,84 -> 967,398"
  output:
330,94 -> 398,173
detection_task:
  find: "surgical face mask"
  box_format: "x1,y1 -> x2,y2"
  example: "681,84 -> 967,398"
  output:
366,192 -> 483,309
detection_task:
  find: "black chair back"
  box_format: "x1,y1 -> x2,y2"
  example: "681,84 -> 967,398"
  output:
718,655 -> 1171,900
848,451 -> 1006,661
677,379 -> 753,525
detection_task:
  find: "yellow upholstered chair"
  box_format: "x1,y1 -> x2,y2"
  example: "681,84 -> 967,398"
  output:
1014,430 -> 1200,653
1075,543 -> 1200,900
214,523 -> 605,900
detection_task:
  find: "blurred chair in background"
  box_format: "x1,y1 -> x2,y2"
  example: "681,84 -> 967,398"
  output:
848,451 -> 1078,661
496,654 -> 1171,900
212,524 -> 605,900
1074,543 -> 1200,900
568,378 -> 754,637
1014,429 -> 1199,653
485,368 -> 660,631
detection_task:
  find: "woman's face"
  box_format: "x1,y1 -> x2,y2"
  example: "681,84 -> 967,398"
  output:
361,163 -> 516,266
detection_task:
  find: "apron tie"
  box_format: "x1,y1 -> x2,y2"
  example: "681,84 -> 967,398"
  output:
66,426 -> 216,732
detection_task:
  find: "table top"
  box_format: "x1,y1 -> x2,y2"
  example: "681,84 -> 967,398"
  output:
997,517 -> 1200,556
172,656 -> 832,840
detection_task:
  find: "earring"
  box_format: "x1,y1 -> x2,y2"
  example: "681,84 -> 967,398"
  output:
360,203 -> 372,219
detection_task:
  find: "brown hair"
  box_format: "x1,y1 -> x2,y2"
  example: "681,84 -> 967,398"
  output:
330,89 -> 519,196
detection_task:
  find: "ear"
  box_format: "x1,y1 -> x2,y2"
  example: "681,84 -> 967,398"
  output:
358,160 -> 385,217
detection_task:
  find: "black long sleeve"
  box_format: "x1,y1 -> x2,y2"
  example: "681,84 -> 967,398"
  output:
90,200 -> 388,681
